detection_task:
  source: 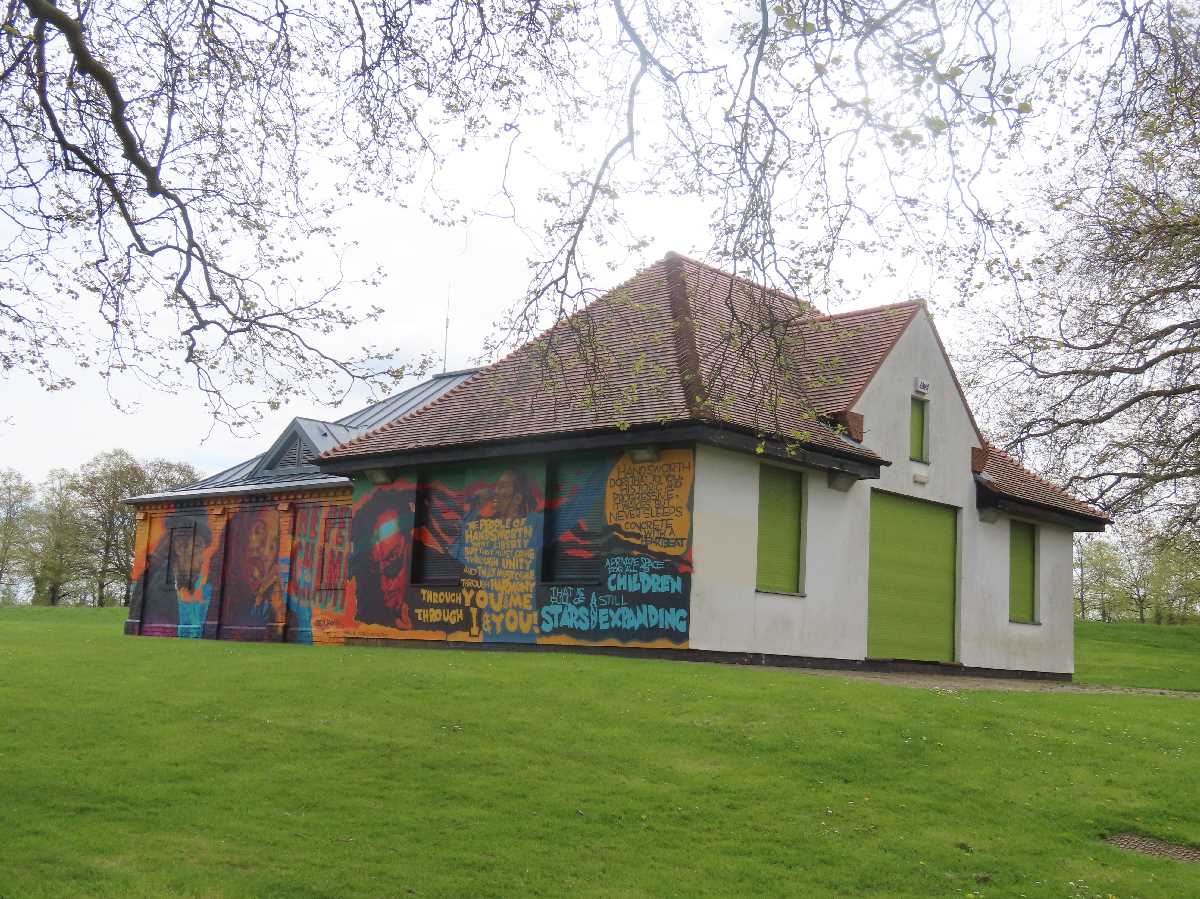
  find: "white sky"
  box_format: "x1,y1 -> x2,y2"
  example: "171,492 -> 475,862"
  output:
1,190 -> 726,481
2,199 -> 959,483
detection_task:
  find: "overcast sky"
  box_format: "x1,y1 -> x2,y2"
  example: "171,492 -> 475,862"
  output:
2,3 -> 1041,486
2,186 -> 727,482
0,158 -> 981,485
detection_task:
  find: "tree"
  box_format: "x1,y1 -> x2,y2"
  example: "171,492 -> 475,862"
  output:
968,2 -> 1200,533
1148,539 -> 1200,624
69,449 -> 199,607
0,468 -> 35,604
141,458 -> 204,496
25,468 -> 87,606
1075,535 -> 1126,622
3,1 -> 1166,418
10,450 -> 200,606
1073,525 -> 1200,623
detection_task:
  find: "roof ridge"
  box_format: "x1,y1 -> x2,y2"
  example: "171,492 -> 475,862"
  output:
327,367 -> 488,458
668,251 -> 810,310
664,252 -> 708,417
809,299 -> 924,323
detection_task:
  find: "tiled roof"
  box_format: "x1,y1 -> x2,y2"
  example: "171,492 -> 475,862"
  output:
975,445 -> 1111,522
791,303 -> 921,413
319,253 -> 1104,526
323,253 -> 882,464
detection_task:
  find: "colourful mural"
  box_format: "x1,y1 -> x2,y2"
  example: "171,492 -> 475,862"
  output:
129,495 -> 351,642
219,508 -> 283,639
127,448 -> 695,650
343,448 -> 694,648
286,503 -> 351,643
135,506 -> 223,638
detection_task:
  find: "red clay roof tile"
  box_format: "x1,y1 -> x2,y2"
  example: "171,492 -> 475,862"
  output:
977,445 -> 1111,522
323,253 -> 1107,526
323,253 -> 880,463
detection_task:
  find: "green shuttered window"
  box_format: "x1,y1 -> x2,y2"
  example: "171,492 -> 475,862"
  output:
756,465 -> 803,594
910,397 -> 928,462
1009,520 -> 1037,623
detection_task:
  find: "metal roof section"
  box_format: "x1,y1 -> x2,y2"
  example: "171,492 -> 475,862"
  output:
335,368 -> 477,432
127,369 -> 479,504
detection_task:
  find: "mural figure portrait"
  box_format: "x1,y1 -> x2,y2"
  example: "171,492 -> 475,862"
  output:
222,509 -> 281,629
141,512 -> 214,635
349,485 -> 415,629
467,468 -> 536,522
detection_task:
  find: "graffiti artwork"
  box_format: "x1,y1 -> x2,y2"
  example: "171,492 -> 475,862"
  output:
346,482 -> 416,632
219,509 -> 283,639
129,448 -> 695,650
344,448 -> 694,648
286,503 -> 352,643
135,509 -> 220,638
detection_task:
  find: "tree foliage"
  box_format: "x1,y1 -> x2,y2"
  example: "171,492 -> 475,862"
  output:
2,0 -> 1197,530
0,0 -> 1049,417
0,467 -> 34,603
1,450 -> 199,606
1075,528 -> 1200,624
967,2 -> 1200,531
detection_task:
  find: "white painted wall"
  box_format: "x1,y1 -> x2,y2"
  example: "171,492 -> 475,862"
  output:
689,307 -> 1076,674
690,443 -> 869,660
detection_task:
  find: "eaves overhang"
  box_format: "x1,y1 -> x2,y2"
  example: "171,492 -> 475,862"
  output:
975,478 -> 1109,533
124,475 -> 351,506
317,421 -> 884,481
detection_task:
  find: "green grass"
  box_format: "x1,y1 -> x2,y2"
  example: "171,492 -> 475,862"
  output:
0,607 -> 1197,898
1076,620 -> 1200,692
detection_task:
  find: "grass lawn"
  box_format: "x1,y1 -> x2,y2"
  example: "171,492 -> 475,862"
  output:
1076,620 -> 1200,692
1,608 -> 1198,898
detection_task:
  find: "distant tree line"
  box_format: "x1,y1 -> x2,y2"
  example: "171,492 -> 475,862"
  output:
0,451 -> 199,607
1075,529 -> 1200,625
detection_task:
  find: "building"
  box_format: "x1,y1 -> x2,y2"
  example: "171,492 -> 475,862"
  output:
126,253 -> 1108,676
124,369 -> 475,641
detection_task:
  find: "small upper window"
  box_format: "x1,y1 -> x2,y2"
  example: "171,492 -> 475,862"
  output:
910,397 -> 929,462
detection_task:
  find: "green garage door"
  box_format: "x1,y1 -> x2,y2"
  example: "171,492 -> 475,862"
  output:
868,491 -> 957,662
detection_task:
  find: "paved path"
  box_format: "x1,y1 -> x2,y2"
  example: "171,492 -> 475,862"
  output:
790,667 -> 1200,698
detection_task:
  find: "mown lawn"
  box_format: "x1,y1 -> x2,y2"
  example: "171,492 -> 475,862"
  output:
1076,620 -> 1200,692
1,607 -> 1198,898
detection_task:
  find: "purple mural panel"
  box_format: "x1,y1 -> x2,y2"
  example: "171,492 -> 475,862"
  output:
218,508 -> 283,640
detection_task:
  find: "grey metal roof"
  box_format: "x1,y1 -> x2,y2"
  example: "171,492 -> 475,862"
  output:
335,367 -> 476,431
127,368 -> 478,503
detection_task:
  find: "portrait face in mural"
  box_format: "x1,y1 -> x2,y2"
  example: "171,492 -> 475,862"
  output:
243,514 -> 279,613
348,483 -> 416,630
371,509 -> 411,626
472,468 -> 533,521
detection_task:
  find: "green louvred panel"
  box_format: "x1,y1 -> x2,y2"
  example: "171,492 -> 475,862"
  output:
868,491 -> 956,662
756,465 -> 802,593
910,397 -> 927,461
1009,520 -> 1036,623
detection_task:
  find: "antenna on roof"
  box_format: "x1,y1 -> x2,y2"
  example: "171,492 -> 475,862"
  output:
442,285 -> 451,374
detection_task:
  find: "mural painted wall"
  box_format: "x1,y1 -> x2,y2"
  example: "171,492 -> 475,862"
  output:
127,448 -> 695,650
285,503 -> 351,643
343,448 -> 694,648
127,493 -> 351,642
